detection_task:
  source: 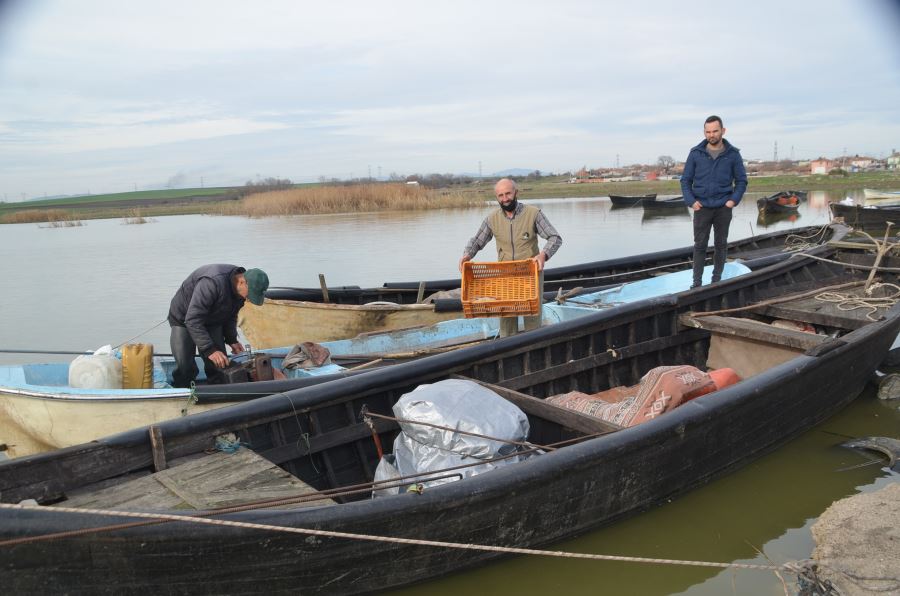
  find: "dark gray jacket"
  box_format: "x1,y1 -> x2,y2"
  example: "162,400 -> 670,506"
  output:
167,264 -> 246,357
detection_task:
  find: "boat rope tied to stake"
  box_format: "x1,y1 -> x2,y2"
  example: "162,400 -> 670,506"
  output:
0,501 -> 801,575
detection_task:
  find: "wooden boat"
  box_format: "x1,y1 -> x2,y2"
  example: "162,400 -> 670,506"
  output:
863,188 -> 900,203
0,319 -> 508,458
241,225 -> 850,347
238,299 -> 464,346
830,201 -> 900,229
757,191 -> 801,214
608,193 -> 656,207
2,245 -> 898,594
641,196 -> 687,213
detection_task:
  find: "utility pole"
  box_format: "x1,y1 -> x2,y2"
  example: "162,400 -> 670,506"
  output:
478,161 -> 482,178
368,165 -> 372,180
616,154 -> 620,168
377,166 -> 382,180
200,176 -> 204,188
773,141 -> 778,162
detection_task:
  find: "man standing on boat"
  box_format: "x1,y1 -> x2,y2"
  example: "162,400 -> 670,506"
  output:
167,264 -> 269,387
459,178 -> 562,337
681,115 -> 747,288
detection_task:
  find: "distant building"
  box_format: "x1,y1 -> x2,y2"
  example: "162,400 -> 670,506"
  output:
848,155 -> 875,169
811,158 -> 834,175
888,150 -> 900,171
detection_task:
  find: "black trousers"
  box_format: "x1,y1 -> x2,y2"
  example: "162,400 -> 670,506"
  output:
169,324 -> 227,388
691,206 -> 733,286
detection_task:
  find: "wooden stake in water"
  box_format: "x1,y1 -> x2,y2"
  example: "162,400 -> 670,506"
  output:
319,274 -> 330,303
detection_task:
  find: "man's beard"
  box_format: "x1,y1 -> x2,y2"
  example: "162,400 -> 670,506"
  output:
500,198 -> 518,212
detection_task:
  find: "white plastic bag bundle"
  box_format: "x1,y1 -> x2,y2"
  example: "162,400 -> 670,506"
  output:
68,345 -> 123,389
373,378 -> 531,497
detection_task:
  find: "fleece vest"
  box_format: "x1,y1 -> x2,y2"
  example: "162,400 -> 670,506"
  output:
488,205 -> 540,261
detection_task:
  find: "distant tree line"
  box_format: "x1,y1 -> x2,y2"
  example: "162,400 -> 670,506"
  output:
241,177 -> 294,195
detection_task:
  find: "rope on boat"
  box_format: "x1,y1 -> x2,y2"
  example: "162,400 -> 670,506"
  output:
782,223 -> 831,252
181,382 -> 199,416
0,500 -> 794,573
113,319 -> 168,350
814,283 -> 900,321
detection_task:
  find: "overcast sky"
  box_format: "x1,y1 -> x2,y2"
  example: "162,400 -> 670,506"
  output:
1,0 -> 899,200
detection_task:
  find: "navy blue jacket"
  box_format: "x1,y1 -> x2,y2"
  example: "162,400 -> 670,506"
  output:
680,139 -> 748,208
167,264 -> 246,357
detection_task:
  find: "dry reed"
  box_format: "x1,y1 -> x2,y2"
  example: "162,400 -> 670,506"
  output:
2,208 -> 73,224
122,209 -> 152,225
219,183 -> 482,217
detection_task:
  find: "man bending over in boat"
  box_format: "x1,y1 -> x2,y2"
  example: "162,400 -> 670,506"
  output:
167,264 -> 269,387
459,178 -> 562,337
681,115 -> 747,289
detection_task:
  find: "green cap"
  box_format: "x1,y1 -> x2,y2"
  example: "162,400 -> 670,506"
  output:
244,268 -> 269,306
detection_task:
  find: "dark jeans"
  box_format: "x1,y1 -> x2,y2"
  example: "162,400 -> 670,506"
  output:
169,324 -> 227,388
692,206 -> 733,286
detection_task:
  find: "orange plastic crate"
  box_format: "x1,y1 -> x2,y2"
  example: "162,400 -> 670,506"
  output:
461,259 -> 540,318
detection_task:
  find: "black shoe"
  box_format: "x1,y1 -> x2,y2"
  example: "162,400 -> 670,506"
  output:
690,282 -> 701,289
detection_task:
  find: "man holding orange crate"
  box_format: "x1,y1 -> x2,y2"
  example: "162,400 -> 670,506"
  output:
459,178 -> 563,337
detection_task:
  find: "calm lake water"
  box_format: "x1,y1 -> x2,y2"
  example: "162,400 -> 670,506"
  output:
2,189 -> 897,594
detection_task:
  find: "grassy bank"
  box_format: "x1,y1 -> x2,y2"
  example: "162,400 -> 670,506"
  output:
2,172 -> 898,224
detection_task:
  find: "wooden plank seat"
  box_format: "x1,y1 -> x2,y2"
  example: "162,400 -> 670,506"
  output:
59,447 -> 334,510
678,314 -> 828,351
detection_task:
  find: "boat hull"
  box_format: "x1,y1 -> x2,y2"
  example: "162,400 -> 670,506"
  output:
830,202 -> 900,229
0,389 -> 226,457
238,299 -> 461,347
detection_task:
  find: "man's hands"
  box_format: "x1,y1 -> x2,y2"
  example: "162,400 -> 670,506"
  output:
209,343 -> 245,369
208,350 -> 229,368
693,200 -> 735,211
458,254 -> 471,273
532,251 -> 546,271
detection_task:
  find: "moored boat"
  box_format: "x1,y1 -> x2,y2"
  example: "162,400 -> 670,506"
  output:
242,225 -> 850,347
757,190 -> 802,214
2,244 -> 898,594
863,188 -> 900,203
830,201 -> 900,229
641,196 -> 687,213
609,193 -> 657,207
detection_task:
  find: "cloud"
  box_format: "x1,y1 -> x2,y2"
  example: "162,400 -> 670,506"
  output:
0,0 -> 899,198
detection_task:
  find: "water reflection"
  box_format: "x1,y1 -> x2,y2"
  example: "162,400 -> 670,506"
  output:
757,210 -> 801,227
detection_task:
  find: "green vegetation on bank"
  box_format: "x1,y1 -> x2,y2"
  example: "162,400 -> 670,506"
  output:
2,171 -> 899,224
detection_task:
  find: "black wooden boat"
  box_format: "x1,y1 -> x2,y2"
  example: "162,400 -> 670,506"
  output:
360,226 -> 849,304
830,201 -> 900,230
2,244 -> 899,594
757,191 -> 802,214
608,193 -> 657,207
641,196 -> 688,213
